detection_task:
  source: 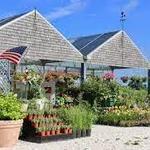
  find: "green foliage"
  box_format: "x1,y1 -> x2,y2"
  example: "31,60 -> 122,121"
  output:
81,77 -> 119,107
57,104 -> 95,130
0,93 -> 24,120
55,95 -> 73,106
127,76 -> 147,90
117,86 -> 148,108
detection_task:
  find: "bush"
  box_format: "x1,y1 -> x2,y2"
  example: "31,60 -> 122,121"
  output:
81,77 -> 119,107
0,93 -> 24,120
117,86 -> 148,108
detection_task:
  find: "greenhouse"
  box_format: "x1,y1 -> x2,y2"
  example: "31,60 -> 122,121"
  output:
0,9 -> 150,148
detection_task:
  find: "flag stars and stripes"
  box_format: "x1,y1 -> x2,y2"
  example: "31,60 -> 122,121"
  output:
0,46 -> 27,64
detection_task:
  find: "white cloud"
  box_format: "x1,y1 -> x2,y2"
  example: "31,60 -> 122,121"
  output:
123,0 -> 139,13
47,0 -> 87,20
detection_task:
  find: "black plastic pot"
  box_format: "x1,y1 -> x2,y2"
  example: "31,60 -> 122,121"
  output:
81,129 -> 86,137
86,129 -> 91,137
72,130 -> 77,139
76,129 -> 81,138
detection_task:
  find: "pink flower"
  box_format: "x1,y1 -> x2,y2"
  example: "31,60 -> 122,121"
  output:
103,72 -> 115,80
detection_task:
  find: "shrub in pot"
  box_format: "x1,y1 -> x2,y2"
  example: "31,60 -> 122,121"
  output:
55,126 -> 60,135
45,127 -> 50,136
67,125 -> 73,134
0,93 -> 24,148
40,127 -> 46,136
32,118 -> 39,128
36,127 -> 45,136
51,127 -> 56,135
62,125 -> 69,134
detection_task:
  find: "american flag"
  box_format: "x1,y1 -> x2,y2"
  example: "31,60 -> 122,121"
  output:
0,46 -> 27,64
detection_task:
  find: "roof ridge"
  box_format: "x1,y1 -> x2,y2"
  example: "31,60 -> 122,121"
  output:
70,30 -> 120,40
0,11 -> 31,27
79,33 -> 105,51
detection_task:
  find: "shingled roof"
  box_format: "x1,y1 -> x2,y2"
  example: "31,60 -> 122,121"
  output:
71,31 -> 119,55
71,31 -> 150,69
0,10 -> 82,63
0,12 -> 28,27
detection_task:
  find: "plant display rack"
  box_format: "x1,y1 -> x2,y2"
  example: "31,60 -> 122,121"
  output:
21,113 -> 91,143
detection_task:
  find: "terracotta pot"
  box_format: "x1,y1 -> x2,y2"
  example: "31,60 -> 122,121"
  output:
64,129 -> 68,134
68,128 -> 73,134
26,115 -> 33,120
51,130 -> 55,135
32,123 -> 38,128
45,131 -> 50,136
47,114 -> 51,118
32,114 -> 37,119
0,120 -> 23,148
55,130 -> 60,135
41,131 -> 46,136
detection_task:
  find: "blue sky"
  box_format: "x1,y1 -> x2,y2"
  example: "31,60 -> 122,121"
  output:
0,0 -> 150,60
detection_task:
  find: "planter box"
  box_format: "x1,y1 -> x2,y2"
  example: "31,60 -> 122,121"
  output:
21,133 -> 74,143
0,120 -> 23,148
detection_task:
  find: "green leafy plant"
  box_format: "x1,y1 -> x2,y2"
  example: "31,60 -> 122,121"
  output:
128,76 -> 147,90
81,77 -> 119,107
57,104 -> 95,130
0,93 -> 24,120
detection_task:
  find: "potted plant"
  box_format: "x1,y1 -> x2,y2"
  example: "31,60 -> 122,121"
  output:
67,125 -> 73,134
40,127 -> 46,137
53,118 -> 58,126
55,126 -> 60,135
85,110 -> 94,137
62,125 -> 68,134
45,126 -> 50,136
36,127 -> 42,136
32,118 -> 39,128
51,126 -> 56,135
26,109 -> 34,120
37,110 -> 44,119
0,93 -> 24,148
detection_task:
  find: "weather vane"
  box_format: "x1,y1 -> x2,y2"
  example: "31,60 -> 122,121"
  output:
120,11 -> 126,31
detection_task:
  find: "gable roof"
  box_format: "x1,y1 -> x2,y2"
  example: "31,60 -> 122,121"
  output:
71,31 -> 119,55
0,12 -> 28,27
0,10 -> 83,63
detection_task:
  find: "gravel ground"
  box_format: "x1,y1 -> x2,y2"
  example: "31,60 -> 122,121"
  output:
13,125 -> 150,150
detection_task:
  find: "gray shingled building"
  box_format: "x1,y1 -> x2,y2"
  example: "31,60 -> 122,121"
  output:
0,10 -> 83,64
0,10 -> 150,93
71,31 -> 150,69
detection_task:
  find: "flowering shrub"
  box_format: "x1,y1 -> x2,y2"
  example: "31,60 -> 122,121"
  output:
103,72 -> 115,81
14,69 -> 42,84
97,106 -> 150,126
45,71 -> 79,82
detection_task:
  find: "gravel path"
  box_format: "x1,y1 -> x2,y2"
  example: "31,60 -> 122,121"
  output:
14,125 -> 150,150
